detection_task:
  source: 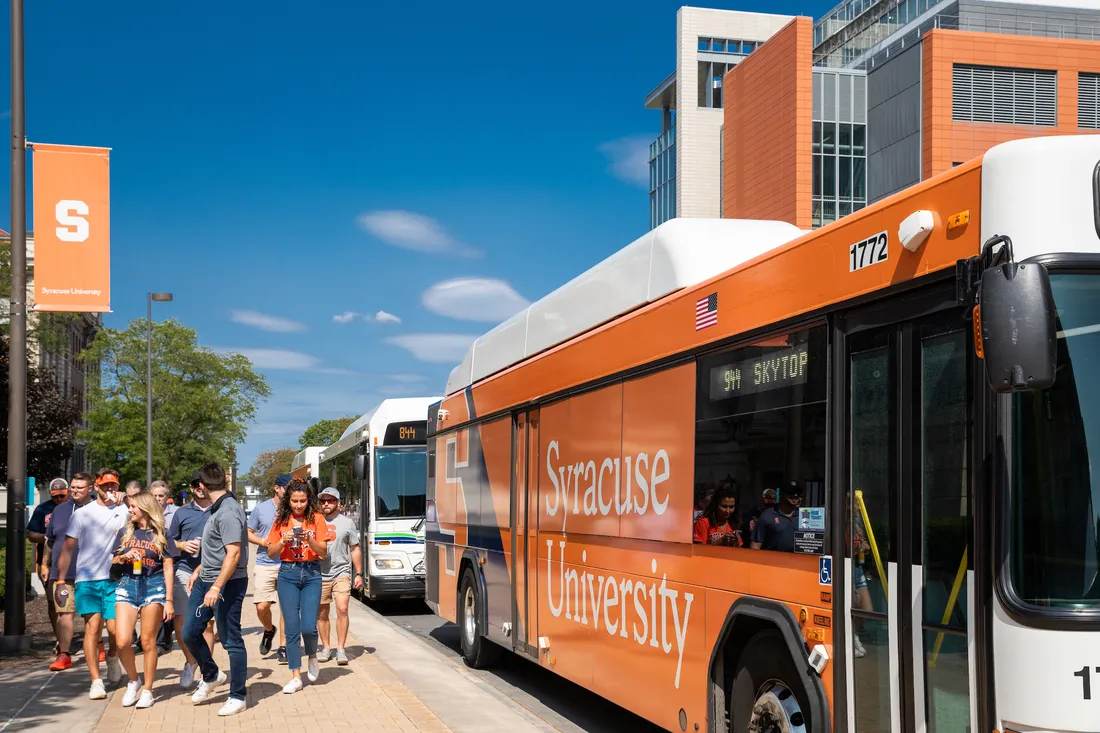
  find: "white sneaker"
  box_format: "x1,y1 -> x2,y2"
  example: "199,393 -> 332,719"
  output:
853,634 -> 867,659
106,655 -> 123,684
218,698 -> 247,717
88,679 -> 107,700
316,647 -> 331,663
282,677 -> 303,694
191,670 -> 227,703
180,662 -> 197,688
306,655 -> 320,683
135,689 -> 155,709
122,679 -> 142,707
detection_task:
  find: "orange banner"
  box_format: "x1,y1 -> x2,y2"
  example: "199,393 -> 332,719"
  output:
32,143 -> 111,313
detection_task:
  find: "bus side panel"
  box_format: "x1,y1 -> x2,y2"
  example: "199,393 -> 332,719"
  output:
480,417 -> 514,643
538,537 -> 707,731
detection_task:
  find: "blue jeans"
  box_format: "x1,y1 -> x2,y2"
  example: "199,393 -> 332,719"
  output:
277,562 -> 322,672
184,576 -> 248,701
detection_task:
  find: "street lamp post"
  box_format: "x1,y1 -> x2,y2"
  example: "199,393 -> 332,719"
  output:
147,292 -> 173,486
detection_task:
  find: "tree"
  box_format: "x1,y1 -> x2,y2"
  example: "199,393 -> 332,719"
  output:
298,416 -> 358,449
246,447 -> 296,494
0,338 -> 82,482
81,317 -> 271,490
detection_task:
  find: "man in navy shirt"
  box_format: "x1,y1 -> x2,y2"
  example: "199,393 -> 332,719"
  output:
751,481 -> 802,553
28,478 -> 70,660
167,471 -> 215,687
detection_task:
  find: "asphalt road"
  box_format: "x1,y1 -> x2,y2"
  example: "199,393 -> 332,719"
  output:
365,598 -> 665,733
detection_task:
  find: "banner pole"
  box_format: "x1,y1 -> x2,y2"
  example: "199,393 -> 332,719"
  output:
4,0 -> 31,650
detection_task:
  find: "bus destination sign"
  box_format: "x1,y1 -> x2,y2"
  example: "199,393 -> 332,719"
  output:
383,420 -> 428,446
708,344 -> 810,401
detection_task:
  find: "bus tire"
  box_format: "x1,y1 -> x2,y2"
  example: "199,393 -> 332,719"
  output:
728,631 -> 810,733
458,567 -> 500,669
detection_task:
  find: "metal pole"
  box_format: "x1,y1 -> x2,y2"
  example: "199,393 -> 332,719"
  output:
5,0 -> 29,643
146,294 -> 152,487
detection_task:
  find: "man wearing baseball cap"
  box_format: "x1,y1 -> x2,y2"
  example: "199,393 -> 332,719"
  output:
316,487 -> 362,665
44,473 -> 95,671
56,467 -> 129,700
247,473 -> 290,663
750,481 -> 803,553
27,478 -> 70,658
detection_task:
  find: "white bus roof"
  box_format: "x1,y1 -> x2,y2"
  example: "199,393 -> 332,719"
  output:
320,397 -> 441,463
444,218 -> 806,396
291,446 -> 323,473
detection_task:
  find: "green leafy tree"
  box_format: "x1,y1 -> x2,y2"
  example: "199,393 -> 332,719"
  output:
80,317 -> 271,489
245,447 -> 297,494
298,416 -> 358,449
0,338 -> 82,482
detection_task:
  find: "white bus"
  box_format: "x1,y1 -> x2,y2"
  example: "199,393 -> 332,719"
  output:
318,397 -> 440,600
290,446 -> 323,482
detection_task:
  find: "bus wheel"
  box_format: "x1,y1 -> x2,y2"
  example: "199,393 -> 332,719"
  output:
458,567 -> 500,669
728,631 -> 809,733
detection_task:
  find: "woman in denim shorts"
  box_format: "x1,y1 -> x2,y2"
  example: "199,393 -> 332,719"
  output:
111,491 -> 179,709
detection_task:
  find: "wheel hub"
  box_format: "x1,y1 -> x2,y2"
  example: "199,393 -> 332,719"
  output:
748,683 -> 807,733
463,586 -> 477,645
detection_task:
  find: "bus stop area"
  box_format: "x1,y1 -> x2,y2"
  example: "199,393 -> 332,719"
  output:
0,594 -> 558,733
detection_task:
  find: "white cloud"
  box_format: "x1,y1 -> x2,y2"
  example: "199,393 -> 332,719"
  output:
357,210 -> 482,258
387,374 -> 426,383
374,310 -> 401,324
385,334 -> 477,364
229,310 -> 306,333
216,348 -> 319,370
598,134 -> 651,188
332,311 -> 360,324
422,278 -> 529,323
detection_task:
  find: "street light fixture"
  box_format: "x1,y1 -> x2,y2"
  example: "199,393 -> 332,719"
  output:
147,292 -> 173,486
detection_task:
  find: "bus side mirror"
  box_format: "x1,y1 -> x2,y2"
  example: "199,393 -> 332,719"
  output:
353,454 -> 368,481
979,261 -> 1057,393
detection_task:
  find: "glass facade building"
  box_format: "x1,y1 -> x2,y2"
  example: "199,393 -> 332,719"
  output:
649,124 -> 677,228
812,69 -> 868,227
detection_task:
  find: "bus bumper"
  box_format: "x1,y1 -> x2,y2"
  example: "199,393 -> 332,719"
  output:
368,574 -> 426,599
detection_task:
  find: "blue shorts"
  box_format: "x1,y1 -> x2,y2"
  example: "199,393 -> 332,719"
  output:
116,574 -> 167,609
75,579 -> 118,619
853,564 -> 868,591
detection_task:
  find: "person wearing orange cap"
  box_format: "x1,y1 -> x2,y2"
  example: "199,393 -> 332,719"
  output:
56,467 -> 129,700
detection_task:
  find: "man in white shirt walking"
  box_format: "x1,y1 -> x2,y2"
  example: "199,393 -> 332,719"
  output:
55,467 -> 129,700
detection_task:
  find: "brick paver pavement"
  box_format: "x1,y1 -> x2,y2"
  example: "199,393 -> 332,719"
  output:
95,594 -> 453,733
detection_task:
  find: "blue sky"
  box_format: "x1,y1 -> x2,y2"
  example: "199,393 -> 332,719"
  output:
1,0 -> 831,472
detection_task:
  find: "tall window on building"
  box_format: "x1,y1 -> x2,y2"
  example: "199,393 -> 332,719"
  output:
952,64 -> 1056,126
1079,72 -> 1100,129
649,122 -> 677,228
812,71 -> 867,228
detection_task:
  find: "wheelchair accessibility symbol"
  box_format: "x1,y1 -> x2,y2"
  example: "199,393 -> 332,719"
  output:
819,556 -> 833,586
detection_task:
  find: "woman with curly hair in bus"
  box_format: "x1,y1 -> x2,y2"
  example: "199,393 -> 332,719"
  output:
692,483 -> 744,547
266,478 -> 334,694
111,491 -> 178,709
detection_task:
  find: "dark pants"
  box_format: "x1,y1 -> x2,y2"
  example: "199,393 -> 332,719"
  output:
277,562 -> 322,672
184,576 -> 248,701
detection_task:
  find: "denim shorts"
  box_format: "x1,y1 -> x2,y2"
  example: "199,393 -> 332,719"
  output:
853,564 -> 868,591
116,573 -> 167,609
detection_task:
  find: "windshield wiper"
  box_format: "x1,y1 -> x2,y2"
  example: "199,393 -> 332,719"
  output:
411,516 -> 425,533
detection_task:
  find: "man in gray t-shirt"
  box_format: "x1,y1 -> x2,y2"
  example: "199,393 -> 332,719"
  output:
182,463 -> 250,716
316,487 -> 361,665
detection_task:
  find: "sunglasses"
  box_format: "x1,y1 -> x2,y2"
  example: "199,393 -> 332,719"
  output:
321,498 -> 339,503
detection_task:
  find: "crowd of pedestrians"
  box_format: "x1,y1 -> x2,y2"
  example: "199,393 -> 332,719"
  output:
28,463 -> 362,717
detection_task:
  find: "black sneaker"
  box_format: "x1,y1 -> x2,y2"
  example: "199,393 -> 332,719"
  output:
260,626 -> 277,656
277,646 -> 288,665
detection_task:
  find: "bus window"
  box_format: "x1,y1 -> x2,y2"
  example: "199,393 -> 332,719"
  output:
694,325 -> 828,554
375,448 -> 428,519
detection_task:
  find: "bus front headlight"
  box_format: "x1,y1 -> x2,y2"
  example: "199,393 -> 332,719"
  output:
374,558 -> 403,570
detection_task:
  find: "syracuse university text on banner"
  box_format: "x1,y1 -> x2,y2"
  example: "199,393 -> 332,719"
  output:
32,143 -> 111,313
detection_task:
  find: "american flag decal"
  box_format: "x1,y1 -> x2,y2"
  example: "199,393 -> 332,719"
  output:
695,292 -> 718,331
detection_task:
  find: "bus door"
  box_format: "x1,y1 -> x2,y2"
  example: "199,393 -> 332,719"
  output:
837,290 -> 978,733
510,408 -> 540,660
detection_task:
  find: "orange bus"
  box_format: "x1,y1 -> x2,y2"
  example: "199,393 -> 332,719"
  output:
424,136 -> 1100,733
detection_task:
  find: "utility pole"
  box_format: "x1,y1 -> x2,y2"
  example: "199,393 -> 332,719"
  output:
3,0 -> 32,655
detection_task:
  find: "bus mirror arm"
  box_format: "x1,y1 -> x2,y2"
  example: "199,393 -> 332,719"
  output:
969,235 -> 1058,394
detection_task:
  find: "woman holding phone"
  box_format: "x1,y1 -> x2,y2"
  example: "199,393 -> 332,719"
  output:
266,478 -> 333,694
111,491 -> 178,709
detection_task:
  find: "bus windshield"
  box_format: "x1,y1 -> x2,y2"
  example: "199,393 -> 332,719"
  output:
1010,271 -> 1100,610
374,448 -> 427,519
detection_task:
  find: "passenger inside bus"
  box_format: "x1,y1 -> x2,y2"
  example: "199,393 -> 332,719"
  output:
692,483 -> 743,547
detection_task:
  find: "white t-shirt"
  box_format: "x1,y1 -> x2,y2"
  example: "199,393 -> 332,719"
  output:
66,501 -> 128,583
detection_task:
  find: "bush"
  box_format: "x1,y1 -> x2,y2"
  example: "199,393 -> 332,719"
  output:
0,541 -> 36,608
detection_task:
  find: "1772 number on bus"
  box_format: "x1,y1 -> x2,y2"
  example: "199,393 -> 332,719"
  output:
849,231 -> 889,272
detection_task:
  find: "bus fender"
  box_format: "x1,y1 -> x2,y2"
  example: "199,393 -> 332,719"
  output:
706,596 -> 831,733
459,548 -> 490,637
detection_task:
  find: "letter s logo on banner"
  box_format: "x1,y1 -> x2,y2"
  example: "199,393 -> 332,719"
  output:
32,144 -> 111,313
